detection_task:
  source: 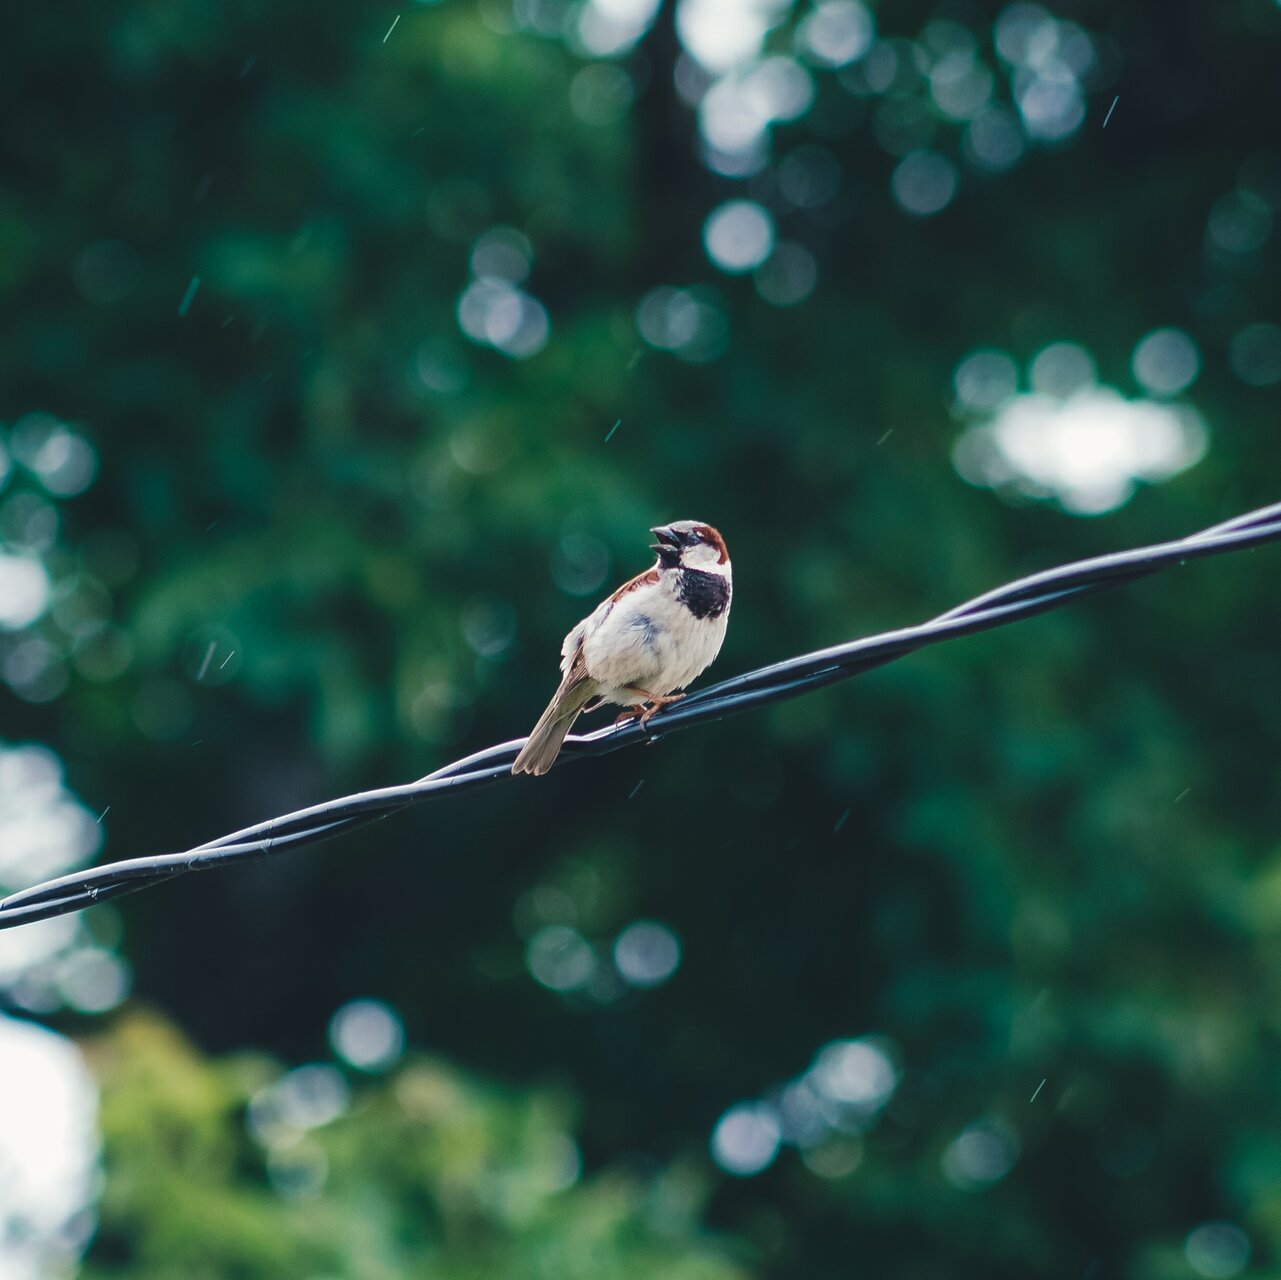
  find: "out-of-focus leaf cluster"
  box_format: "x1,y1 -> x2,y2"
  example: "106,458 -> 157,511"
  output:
82,1012 -> 747,1280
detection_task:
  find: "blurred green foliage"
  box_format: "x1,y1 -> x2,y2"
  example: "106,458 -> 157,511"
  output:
2,0 -> 1281,1275
84,1012 -> 746,1280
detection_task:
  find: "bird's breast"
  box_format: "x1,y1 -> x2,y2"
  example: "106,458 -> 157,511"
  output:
594,603 -> 725,691
658,601 -> 729,691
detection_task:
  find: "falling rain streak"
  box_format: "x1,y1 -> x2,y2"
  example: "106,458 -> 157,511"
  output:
196,641 -> 216,681
177,276 -> 202,318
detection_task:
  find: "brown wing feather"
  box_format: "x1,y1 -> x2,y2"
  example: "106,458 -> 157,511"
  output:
563,636 -> 589,683
608,565 -> 661,602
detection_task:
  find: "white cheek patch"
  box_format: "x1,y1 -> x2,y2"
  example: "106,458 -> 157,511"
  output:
682,543 -> 727,571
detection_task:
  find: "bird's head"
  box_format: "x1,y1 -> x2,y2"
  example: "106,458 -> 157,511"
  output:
650,521 -> 730,572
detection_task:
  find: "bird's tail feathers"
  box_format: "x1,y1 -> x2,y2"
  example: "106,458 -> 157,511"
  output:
511,678 -> 600,776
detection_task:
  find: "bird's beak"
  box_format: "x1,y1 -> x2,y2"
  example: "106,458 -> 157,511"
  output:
650,525 -> 680,553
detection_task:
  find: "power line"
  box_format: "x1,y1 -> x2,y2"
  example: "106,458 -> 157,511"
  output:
3,499 -> 1280,931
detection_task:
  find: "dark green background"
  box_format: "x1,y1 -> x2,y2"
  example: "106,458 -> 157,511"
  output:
3,0 -> 1281,1275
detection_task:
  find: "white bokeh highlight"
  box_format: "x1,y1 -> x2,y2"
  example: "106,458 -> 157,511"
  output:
247,1064 -> 351,1149
703,200 -> 776,273
953,340 -> 1208,515
1185,1222 -> 1251,1280
456,227 -> 551,360
9,414 -> 98,499
677,0 -> 790,72
469,227 -> 532,284
808,1037 -> 898,1110
891,150 -> 958,216
526,924 -> 596,992
708,1034 -> 898,1178
329,998 -> 406,1072
953,349 -> 1018,413
1132,327 -> 1200,397
964,107 -> 1026,172
0,555 -> 51,630
457,279 -> 550,359
575,0 -> 662,56
711,1101 -> 782,1175
941,1118 -> 1020,1190
613,920 -> 681,988
0,1015 -> 99,1280
797,0 -> 874,67
1029,341 -> 1095,399
0,743 -> 127,1016
635,286 -> 729,363
954,386 -> 1206,514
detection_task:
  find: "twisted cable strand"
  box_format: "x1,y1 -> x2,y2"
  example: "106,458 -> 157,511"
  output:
4,501 -> 1280,930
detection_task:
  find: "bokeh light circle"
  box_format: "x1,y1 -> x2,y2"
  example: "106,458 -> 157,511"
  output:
754,242 -> 817,307
1132,327 -> 1200,397
1185,1223 -> 1251,1280
891,150 -> 958,216
1030,341 -> 1096,398
797,0 -> 874,67
941,1119 -> 1020,1190
0,555 -> 50,630
711,1102 -> 782,1176
954,349 -> 1018,413
703,200 -> 776,273
613,920 -> 681,987
329,998 -> 406,1072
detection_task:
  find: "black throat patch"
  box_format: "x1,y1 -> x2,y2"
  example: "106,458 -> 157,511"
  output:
676,567 -> 731,620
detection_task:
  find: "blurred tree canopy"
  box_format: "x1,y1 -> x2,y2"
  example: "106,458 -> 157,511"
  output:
2,0 -> 1281,1275
83,1012 -> 747,1280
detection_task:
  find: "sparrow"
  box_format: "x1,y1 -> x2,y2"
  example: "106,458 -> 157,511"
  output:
511,521 -> 732,776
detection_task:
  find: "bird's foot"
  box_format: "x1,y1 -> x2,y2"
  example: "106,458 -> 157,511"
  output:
637,691 -> 684,726
614,688 -> 684,736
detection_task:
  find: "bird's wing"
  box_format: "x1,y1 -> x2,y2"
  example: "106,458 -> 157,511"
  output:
558,634 -> 588,684
558,616 -> 593,681
607,565 -> 661,603
558,566 -> 662,679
